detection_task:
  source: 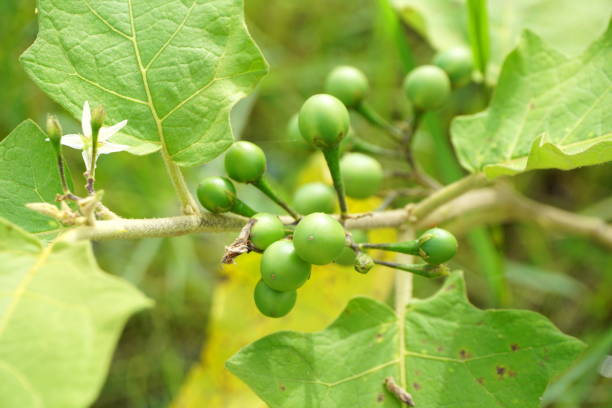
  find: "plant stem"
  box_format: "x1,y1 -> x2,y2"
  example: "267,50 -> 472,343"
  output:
230,199 -> 257,218
360,240 -> 420,255
394,228 -> 414,393
252,177 -> 299,220
322,145 -> 349,220
160,149 -> 200,215
57,156 -> 69,194
375,260 -> 449,278
355,102 -> 403,143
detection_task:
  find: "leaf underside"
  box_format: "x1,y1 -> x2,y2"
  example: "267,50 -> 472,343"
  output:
0,218 -> 152,408
21,0 -> 268,166
227,271 -> 584,408
451,24 -> 612,178
0,120 -> 64,233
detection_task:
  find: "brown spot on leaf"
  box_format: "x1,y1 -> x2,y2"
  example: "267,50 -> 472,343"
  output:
415,370 -> 421,377
412,382 -> 421,390
477,377 -> 485,385
476,321 -> 484,326
376,333 -> 384,340
445,284 -> 456,291
496,366 -> 506,377
459,349 -> 472,359
377,393 -> 384,403
280,384 -> 286,391
271,273 -> 277,280
509,370 -> 517,378
511,344 -> 520,352
436,346 -> 444,353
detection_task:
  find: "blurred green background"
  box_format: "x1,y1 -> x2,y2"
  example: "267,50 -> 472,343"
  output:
1,0 -> 610,407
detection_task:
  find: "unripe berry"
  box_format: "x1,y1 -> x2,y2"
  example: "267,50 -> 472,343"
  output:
298,94 -> 350,149
225,141 -> 266,183
403,65 -> 451,111
324,66 -> 369,108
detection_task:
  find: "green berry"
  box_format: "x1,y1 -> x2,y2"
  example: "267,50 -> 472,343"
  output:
335,230 -> 368,266
261,240 -> 311,291
253,280 -> 297,318
324,66 -> 369,108
298,94 -> 350,149
293,183 -> 336,215
293,212 -> 346,265
225,141 -> 266,183
403,65 -> 451,111
433,47 -> 473,87
196,176 -> 237,213
340,153 -> 383,199
250,213 -> 285,250
418,228 -> 458,265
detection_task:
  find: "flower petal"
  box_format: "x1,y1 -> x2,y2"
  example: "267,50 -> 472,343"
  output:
61,134 -> 85,150
98,120 -> 128,142
81,101 -> 92,138
98,142 -> 130,154
82,150 -> 93,173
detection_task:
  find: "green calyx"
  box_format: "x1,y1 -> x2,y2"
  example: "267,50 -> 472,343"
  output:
45,114 -> 63,155
196,176 -> 255,217
298,94 -> 350,149
403,65 -> 451,111
324,66 -> 369,108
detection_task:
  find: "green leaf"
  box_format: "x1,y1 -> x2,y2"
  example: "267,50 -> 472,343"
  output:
452,26 -> 612,178
0,120 -> 64,233
21,0 -> 268,166
227,271 -> 584,407
0,218 -> 152,408
392,0 -> 612,81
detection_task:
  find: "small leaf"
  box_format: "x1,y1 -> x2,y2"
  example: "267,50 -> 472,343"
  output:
227,271 -> 585,407
21,0 -> 268,166
452,26 -> 612,177
0,218 -> 152,408
392,0 -> 612,82
0,120 -> 64,233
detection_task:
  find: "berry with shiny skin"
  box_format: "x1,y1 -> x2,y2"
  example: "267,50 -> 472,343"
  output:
418,228 -> 458,265
250,213 -> 285,250
293,212 -> 346,265
196,176 -> 237,213
293,183 -> 336,215
340,153 -> 383,199
434,47 -> 473,87
260,240 -> 311,291
253,280 -> 297,318
403,65 -> 451,111
225,141 -> 266,183
298,94 -> 350,149
324,66 -> 369,108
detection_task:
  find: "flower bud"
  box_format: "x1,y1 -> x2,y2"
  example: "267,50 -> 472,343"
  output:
46,115 -> 62,154
354,252 -> 374,274
91,105 -> 106,136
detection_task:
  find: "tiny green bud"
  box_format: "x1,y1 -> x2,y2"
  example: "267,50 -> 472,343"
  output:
46,115 -> 63,154
91,105 -> 106,135
354,252 -> 374,274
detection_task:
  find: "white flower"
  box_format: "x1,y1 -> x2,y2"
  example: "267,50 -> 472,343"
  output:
61,101 -> 129,172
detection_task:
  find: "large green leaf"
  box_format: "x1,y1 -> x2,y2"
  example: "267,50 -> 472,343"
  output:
0,120 -> 64,233
227,271 -> 584,407
451,26 -> 612,178
393,0 -> 612,81
21,0 -> 268,165
0,218 -> 152,408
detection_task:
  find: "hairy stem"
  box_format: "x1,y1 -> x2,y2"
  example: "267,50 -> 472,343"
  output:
160,149 -> 200,215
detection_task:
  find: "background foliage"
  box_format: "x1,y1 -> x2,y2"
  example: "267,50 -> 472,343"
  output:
0,0 -> 610,407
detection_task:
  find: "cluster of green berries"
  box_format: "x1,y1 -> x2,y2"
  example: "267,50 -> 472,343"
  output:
195,51 -> 468,317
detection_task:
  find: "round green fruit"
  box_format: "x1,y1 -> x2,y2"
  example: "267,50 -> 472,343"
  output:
433,47 -> 473,87
324,66 -> 369,108
418,228 -> 458,265
335,230 -> 368,266
403,65 -> 451,111
340,153 -> 383,199
253,280 -> 297,318
196,176 -> 236,213
260,240 -> 311,291
298,94 -> 350,149
293,212 -> 346,265
225,141 -> 266,183
250,213 -> 285,250
293,183 -> 336,215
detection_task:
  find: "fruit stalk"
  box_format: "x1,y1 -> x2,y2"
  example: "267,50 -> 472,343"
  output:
359,240 -> 420,255
375,260 -> 449,278
322,145 -> 348,219
355,102 -> 402,143
252,177 -> 299,220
